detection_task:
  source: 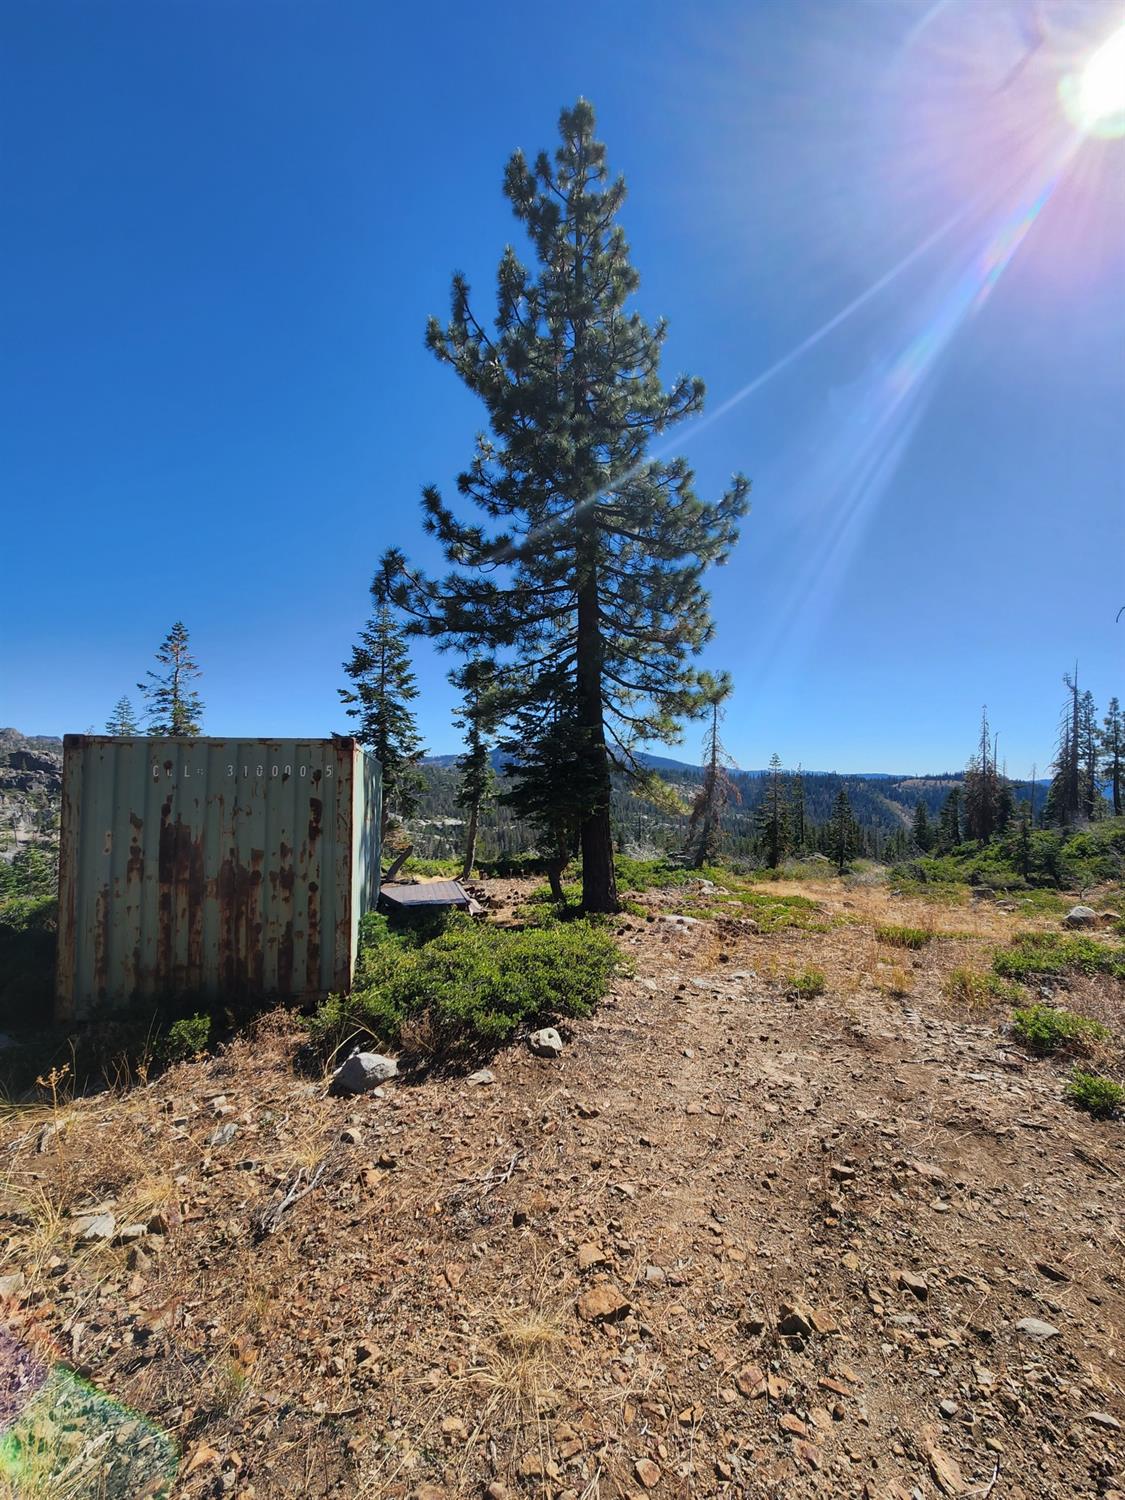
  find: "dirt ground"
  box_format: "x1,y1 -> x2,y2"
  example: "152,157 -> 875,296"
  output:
2,875 -> 1123,1500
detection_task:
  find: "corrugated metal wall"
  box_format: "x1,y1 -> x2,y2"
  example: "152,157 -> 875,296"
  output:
56,737 -> 380,1020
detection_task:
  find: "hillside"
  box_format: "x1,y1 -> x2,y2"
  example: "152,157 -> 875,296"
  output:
1,868 -> 1121,1498
409,762 -> 1047,865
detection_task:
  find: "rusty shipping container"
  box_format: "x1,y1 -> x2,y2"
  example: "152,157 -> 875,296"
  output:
56,737 -> 381,1021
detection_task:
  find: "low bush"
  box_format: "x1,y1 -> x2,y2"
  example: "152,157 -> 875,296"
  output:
993,931 -> 1125,983
786,966 -> 826,1000
943,967 -> 1024,1009
1010,1002 -> 1109,1056
158,1013 -> 212,1063
875,923 -> 932,949
309,915 -> 618,1056
1065,1069 -> 1124,1119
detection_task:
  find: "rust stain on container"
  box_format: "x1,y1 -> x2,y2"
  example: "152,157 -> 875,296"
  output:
55,737 -> 381,1021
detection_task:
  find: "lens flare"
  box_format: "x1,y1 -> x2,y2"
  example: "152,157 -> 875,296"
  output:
1062,21 -> 1125,137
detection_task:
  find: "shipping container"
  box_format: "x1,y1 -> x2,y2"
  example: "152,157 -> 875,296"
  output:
56,736 -> 380,1021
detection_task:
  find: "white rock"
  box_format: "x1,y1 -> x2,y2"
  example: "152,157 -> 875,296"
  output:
1014,1317 -> 1059,1342
73,1212 -> 116,1242
466,1068 -> 496,1087
1062,906 -> 1097,929
331,1049 -> 400,1094
528,1027 -> 563,1058
0,1272 -> 26,1298
1086,1411 -> 1121,1431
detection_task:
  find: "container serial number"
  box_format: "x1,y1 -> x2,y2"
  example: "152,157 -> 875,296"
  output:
151,763 -> 333,780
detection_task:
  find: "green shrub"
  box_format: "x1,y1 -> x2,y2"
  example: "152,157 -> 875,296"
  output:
158,1013 -> 212,1063
944,966 -> 1024,1009
309,915 -> 618,1056
786,966 -> 826,1000
875,923 -> 932,949
1065,1069 -> 1124,1119
993,931 -> 1125,983
1010,1002 -> 1109,1055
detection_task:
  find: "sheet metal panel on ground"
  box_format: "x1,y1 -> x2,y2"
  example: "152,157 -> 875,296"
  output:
56,737 -> 381,1020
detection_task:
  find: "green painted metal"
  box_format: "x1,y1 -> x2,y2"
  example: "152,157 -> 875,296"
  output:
56,737 -> 381,1020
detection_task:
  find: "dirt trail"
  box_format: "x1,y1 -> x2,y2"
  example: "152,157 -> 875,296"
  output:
1,878 -> 1122,1499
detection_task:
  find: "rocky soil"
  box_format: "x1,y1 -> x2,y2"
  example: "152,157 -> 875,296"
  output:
1,876 -> 1122,1499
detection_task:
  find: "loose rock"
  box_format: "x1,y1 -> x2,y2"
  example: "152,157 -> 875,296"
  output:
634,1457 -> 661,1488
528,1027 -> 563,1058
577,1283 -> 631,1323
331,1050 -> 399,1094
1014,1317 -> 1059,1342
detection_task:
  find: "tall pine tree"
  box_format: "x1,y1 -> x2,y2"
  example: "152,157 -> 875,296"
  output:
340,551 -> 426,841
1046,668 -> 1082,827
937,786 -> 962,851
452,659 -> 498,880
393,100 -> 749,911
1102,696 -> 1123,817
759,752 -> 788,869
963,705 -> 998,843
686,673 -> 739,868
140,622 -> 203,735
788,764 -> 807,853
911,798 -> 934,852
1079,689 -> 1101,822
829,787 -> 858,875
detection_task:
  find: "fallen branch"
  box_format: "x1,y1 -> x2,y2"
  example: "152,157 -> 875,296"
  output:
252,1154 -> 333,1240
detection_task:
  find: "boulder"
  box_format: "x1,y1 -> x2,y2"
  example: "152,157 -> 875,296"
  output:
528,1027 -> 563,1058
1063,906 -> 1097,929
331,1049 -> 399,1094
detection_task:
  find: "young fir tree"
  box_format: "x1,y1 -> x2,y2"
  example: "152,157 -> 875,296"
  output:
686,673 -> 739,868
936,786 -> 962,852
788,765 -> 807,853
105,695 -> 140,735
139,622 -> 204,735
451,659 -> 498,881
1102,697 -> 1123,817
911,798 -> 934,852
393,100 -> 749,912
1016,806 -> 1032,880
828,786 -> 858,875
995,777 -> 1015,834
340,551 -> 426,841
759,752 -> 788,869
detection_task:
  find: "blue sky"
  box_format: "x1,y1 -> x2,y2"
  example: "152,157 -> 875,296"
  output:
2,0 -> 1122,775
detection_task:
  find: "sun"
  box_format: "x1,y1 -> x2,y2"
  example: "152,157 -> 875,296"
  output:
1066,21 -> 1125,137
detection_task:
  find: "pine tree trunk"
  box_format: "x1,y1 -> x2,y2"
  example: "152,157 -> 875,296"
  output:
575,553 -> 618,914
460,800 -> 479,883
546,856 -> 567,903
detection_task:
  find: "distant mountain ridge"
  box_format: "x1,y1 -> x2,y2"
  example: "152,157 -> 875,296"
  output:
422,748 -> 1011,782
